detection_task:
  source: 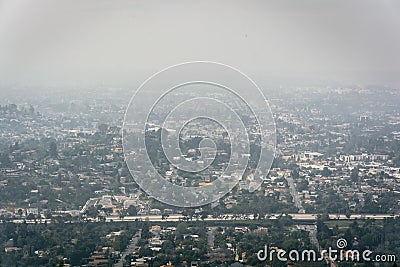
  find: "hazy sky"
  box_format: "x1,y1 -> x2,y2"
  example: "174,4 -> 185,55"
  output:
0,0 -> 399,88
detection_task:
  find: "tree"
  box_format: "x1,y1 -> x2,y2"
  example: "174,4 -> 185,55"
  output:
393,155 -> 400,167
345,209 -> 351,219
118,210 -> 125,220
162,240 -> 175,254
291,168 -> 299,180
176,222 -> 188,240
17,208 -> 24,217
29,105 -> 35,115
162,213 -> 169,220
0,152 -> 12,167
222,131 -> 228,140
86,206 -> 99,218
350,168 -> 359,183
139,247 -> 153,257
126,206 -> 137,216
321,167 -> 332,177
98,123 -> 109,134
200,211 -> 208,220
49,141 -> 58,158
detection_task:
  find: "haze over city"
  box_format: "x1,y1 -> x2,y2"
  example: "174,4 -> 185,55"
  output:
0,0 -> 400,89
0,1 -> 400,267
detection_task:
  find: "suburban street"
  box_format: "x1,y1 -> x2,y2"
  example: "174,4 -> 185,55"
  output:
114,229 -> 142,267
286,176 -> 306,213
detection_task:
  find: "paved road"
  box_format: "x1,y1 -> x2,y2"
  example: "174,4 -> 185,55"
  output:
114,229 -> 142,267
3,213 -> 397,225
286,176 -> 305,213
297,224 -> 319,249
104,213 -> 398,223
207,227 -> 216,250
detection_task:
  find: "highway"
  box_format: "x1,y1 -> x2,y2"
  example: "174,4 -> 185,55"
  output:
103,213 -> 399,223
3,213 -> 398,224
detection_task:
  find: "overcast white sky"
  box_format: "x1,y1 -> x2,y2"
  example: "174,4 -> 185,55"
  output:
0,0 -> 399,88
